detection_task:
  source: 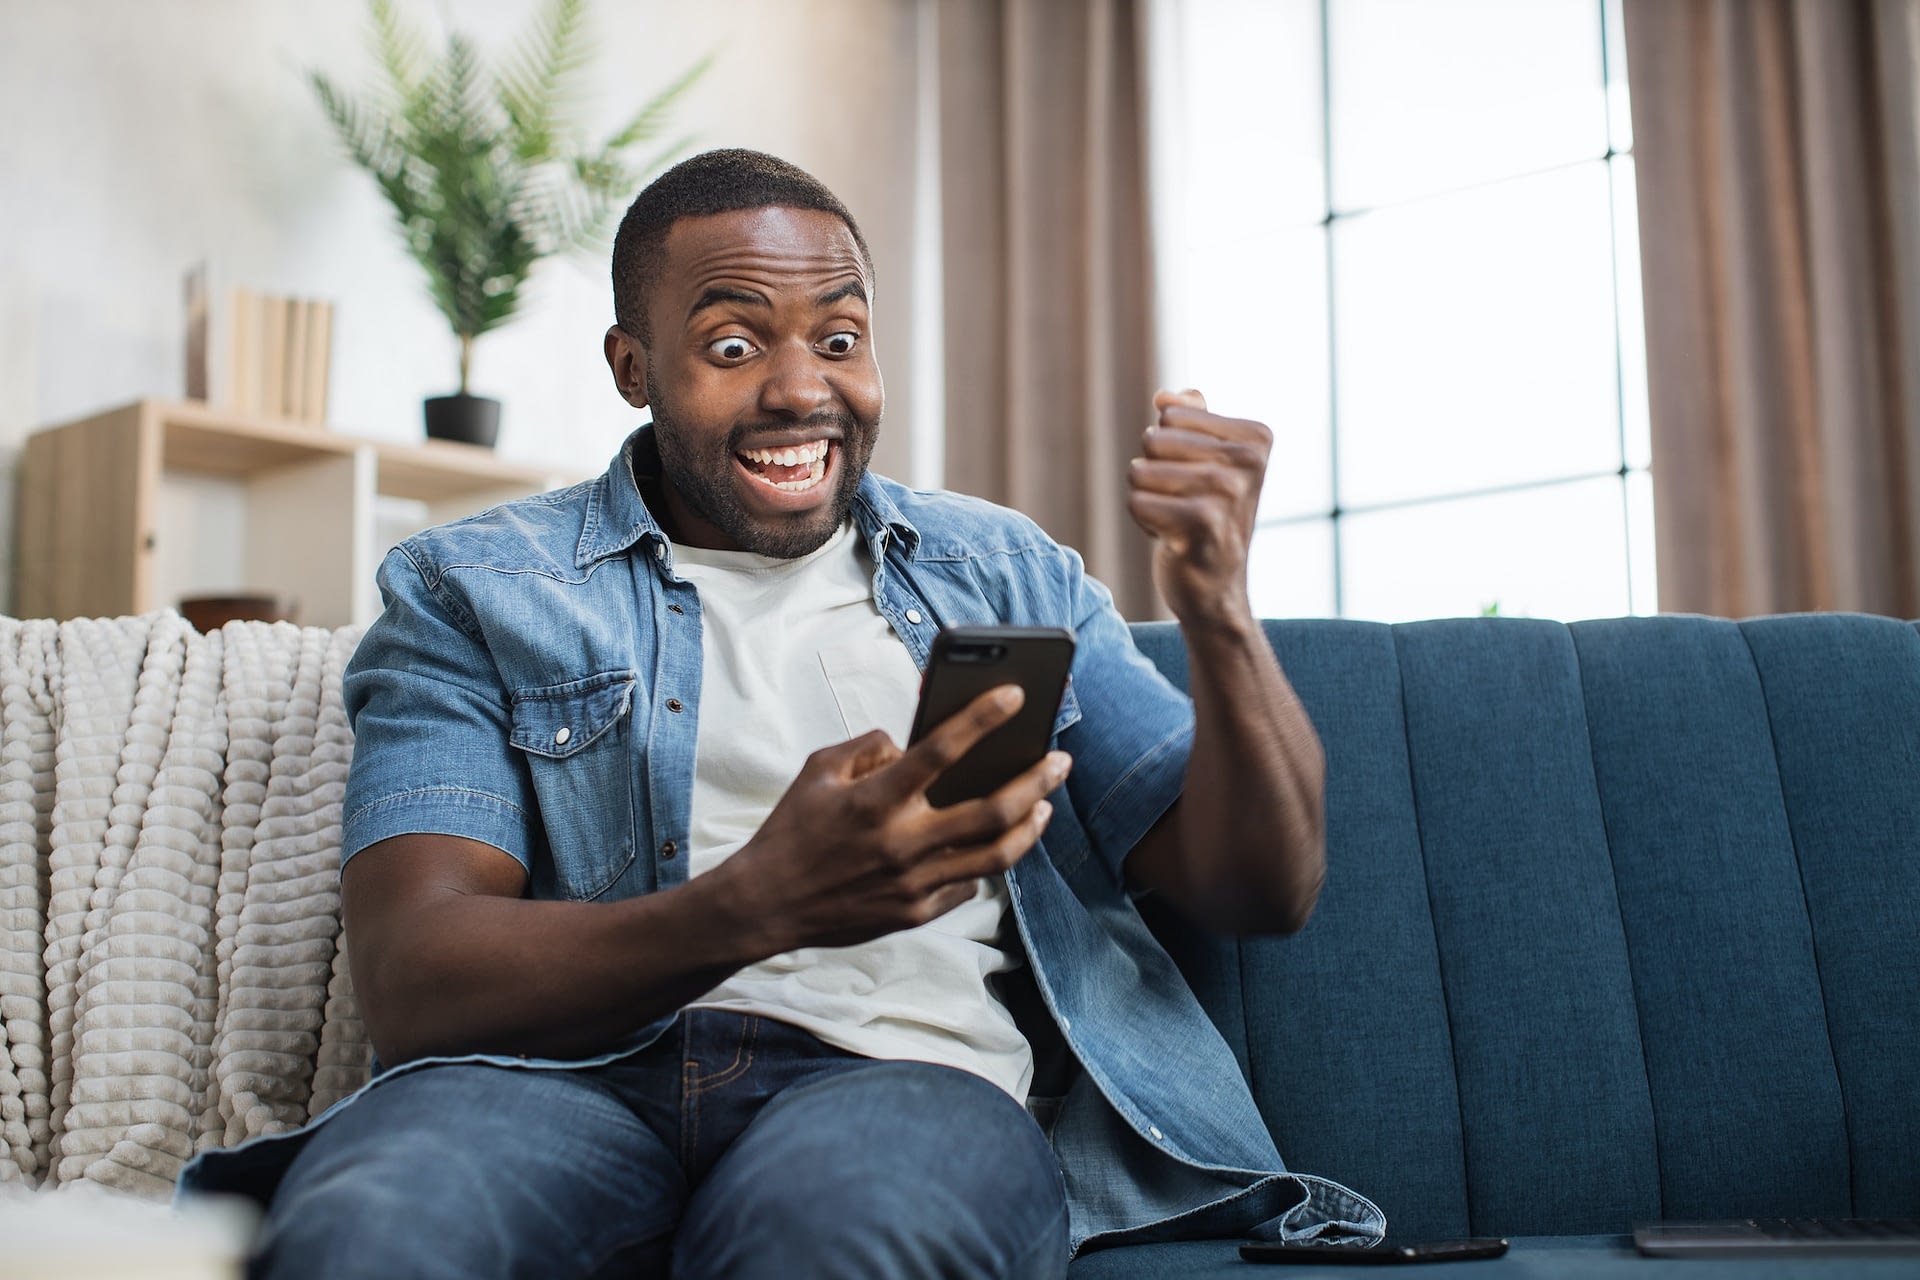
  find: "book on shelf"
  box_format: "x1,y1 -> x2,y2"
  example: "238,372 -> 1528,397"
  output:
301,298 -> 332,423
183,264 -> 334,425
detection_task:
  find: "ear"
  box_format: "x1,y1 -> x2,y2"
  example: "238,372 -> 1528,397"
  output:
604,326 -> 651,409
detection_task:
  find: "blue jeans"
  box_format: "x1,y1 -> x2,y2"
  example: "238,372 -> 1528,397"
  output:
249,1010 -> 1068,1279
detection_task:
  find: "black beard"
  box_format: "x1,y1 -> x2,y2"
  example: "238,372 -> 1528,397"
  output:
646,374 -> 877,559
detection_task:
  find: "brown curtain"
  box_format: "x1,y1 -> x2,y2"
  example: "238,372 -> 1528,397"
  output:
1625,0 -> 1920,617
936,0 -> 1163,619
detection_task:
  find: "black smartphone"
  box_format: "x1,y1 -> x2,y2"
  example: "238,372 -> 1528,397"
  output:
907,626 -> 1075,809
1239,1238 -> 1510,1265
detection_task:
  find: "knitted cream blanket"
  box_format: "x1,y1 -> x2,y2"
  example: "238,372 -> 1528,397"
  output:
0,613 -> 371,1197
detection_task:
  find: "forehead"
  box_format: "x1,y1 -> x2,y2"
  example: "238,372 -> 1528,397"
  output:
656,206 -> 868,308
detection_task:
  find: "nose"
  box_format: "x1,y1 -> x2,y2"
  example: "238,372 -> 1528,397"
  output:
757,340 -> 834,419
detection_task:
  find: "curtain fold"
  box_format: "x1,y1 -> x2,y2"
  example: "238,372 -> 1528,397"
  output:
1625,0 -> 1920,617
936,0 -> 1164,619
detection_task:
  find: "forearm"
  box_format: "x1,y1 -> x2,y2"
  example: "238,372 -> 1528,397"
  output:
1173,612 -> 1327,933
1123,388 -> 1325,931
349,857 -> 778,1064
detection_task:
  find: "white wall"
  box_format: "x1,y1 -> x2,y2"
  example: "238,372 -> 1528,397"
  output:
0,0 -> 925,613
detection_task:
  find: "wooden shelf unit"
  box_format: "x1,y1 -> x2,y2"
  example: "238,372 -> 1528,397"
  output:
15,400 -> 583,628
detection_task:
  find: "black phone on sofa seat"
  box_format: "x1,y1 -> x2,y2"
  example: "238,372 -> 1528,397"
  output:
1240,1237 -> 1510,1264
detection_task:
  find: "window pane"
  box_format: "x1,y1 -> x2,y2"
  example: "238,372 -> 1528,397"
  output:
1612,156 -> 1651,470
1340,476 -> 1631,622
1605,0 -> 1634,153
1626,467 -> 1658,614
1329,0 -> 1609,210
1177,226 -> 1332,521
1182,0 -> 1326,227
1250,518 -> 1337,619
1334,162 -> 1622,508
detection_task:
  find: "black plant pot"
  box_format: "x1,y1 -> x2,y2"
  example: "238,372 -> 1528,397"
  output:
423,394 -> 501,448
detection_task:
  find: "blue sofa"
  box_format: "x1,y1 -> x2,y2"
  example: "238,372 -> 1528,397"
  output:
1080,614 -> 1920,1277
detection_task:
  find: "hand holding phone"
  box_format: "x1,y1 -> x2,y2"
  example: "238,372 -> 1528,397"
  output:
719,628 -> 1070,953
909,626 -> 1075,808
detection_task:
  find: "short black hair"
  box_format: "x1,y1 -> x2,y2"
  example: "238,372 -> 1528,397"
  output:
610,148 -> 873,344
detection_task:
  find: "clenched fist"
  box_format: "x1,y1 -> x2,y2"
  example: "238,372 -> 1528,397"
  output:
1126,389 -> 1272,627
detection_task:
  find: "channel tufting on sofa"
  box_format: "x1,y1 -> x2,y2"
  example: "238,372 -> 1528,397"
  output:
1093,613 -> 1920,1276
1,611 -> 1916,1276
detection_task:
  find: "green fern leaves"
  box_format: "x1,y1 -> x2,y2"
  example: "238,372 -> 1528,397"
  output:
309,0 -> 707,391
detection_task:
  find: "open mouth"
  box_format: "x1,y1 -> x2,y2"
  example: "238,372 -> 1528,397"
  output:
736,439 -> 831,493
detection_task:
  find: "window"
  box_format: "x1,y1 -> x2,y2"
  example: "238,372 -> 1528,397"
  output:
1153,0 -> 1652,622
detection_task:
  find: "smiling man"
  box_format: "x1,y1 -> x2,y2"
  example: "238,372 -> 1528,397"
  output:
626,201 -> 881,560
178,149 -> 1381,1278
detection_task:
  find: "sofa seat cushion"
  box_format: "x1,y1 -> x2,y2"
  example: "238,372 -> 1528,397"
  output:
1068,1233 -> 1920,1277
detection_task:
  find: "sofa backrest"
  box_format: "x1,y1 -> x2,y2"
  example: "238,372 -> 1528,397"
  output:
1130,614 -> 1920,1241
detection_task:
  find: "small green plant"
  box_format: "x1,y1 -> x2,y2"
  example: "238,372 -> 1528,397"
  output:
310,0 -> 707,393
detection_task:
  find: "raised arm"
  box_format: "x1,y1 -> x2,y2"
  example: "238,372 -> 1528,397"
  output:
1121,389 -> 1327,935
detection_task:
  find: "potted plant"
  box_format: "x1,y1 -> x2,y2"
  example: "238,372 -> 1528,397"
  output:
310,0 -> 706,447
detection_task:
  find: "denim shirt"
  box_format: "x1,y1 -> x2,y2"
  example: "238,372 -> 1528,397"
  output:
180,429 -> 1383,1253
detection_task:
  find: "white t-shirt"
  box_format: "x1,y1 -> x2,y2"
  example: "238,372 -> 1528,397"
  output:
672,521 -> 1034,1101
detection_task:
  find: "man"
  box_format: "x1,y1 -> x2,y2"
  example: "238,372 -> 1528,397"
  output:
180,149 -> 1381,1276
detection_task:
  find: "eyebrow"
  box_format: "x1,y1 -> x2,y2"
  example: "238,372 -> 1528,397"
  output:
687,286 -> 767,322
684,278 -> 870,324
815,280 -> 869,308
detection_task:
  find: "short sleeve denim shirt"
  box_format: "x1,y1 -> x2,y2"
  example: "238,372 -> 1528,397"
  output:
183,429 -> 1383,1253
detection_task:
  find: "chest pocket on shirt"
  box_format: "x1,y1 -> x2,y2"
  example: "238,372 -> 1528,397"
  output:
509,670 -> 636,901
819,642 -> 918,743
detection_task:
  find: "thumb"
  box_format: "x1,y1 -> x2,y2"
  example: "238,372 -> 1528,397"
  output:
825,728 -> 902,781
1153,387 -> 1208,415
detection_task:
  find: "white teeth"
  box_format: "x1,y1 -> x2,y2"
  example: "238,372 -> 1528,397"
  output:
739,440 -> 829,466
755,458 -> 828,492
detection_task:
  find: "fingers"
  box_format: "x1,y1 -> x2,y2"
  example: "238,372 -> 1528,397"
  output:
887,684 -> 1026,799
1130,429 -> 1267,511
823,750 -> 1064,935
1130,454 -> 1260,499
920,747 -> 1071,849
1128,489 -> 1214,553
1141,418 -> 1273,462
1128,487 -> 1248,560
1130,391 -> 1270,534
807,728 -> 903,781
1137,392 -> 1272,502
915,797 -> 1058,897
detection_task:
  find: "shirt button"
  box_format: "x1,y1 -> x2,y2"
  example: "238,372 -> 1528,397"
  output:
905,609 -> 923,625
654,543 -> 665,559
553,727 -> 571,746
668,603 -> 684,614
660,840 -> 677,859
1148,1125 -> 1164,1142
666,698 -> 685,713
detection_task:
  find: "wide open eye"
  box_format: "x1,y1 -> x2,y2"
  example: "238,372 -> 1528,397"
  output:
818,331 -> 859,356
709,335 -> 757,361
